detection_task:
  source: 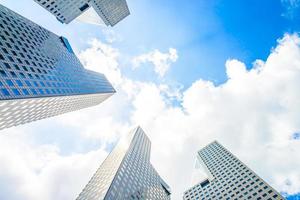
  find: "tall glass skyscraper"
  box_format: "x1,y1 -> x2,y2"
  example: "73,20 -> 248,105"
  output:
76,126 -> 171,200
0,5 -> 115,130
33,0 -> 130,26
183,141 -> 284,200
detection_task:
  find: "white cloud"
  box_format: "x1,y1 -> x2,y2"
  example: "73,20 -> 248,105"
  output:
0,130 -> 108,200
1,34 -> 300,200
78,39 -> 122,85
102,29 -> 122,43
132,48 -> 178,77
146,34 -> 300,198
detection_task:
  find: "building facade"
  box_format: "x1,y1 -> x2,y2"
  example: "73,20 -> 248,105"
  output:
183,141 -> 284,200
0,5 -> 115,130
33,0 -> 130,26
76,127 -> 171,200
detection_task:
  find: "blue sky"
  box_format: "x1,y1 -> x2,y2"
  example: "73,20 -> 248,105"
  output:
4,0 -> 300,87
1,0 -> 300,200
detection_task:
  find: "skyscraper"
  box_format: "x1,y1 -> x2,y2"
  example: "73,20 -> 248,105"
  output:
183,141 -> 284,200
33,0 -> 130,26
76,126 -> 171,200
0,5 -> 115,130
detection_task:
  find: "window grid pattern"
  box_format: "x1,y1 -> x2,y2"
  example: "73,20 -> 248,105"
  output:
0,5 -> 114,130
77,127 -> 171,200
183,141 -> 285,200
0,93 -> 111,130
91,0 -> 130,26
33,0 -> 88,23
0,5 -> 114,101
33,0 -> 130,26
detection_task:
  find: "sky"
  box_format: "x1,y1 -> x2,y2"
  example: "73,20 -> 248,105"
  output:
0,0 -> 300,199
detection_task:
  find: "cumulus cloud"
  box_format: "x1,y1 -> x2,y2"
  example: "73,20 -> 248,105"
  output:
76,34 -> 300,199
147,34 -> 300,198
1,33 -> 300,200
78,39 -> 122,85
0,130 -> 108,200
132,48 -> 178,77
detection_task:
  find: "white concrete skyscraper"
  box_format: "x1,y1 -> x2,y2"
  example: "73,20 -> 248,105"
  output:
76,127 -> 171,200
0,5 -> 115,130
33,0 -> 130,26
183,141 -> 284,200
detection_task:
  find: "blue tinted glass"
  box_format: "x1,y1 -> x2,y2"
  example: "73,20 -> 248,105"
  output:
22,89 -> 29,95
60,36 -> 74,53
25,80 -> 31,86
6,79 -> 14,86
0,5 -> 115,101
30,88 -> 37,95
12,89 -> 20,95
16,80 -> 23,86
0,81 -> 3,86
1,88 -> 10,96
33,81 -> 38,87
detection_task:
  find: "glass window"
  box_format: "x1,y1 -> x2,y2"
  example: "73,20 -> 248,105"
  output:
0,70 -> 7,77
19,73 -> 25,78
38,89 -> 44,94
22,66 -> 28,71
4,62 -> 11,69
16,80 -> 23,86
12,88 -> 20,95
14,64 -> 20,70
8,56 -> 14,62
5,79 -> 14,86
25,80 -> 31,86
10,71 -> 17,77
30,88 -> 37,95
1,88 -> 10,96
22,88 -> 29,95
